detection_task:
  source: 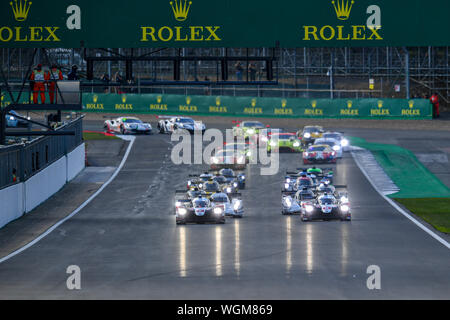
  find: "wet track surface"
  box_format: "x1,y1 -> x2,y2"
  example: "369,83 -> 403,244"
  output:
0,123 -> 449,299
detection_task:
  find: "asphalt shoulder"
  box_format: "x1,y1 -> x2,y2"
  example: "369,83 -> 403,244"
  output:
0,138 -> 128,260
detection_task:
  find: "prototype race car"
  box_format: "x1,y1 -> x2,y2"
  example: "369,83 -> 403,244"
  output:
281,187 -> 317,215
314,138 -> 343,158
303,145 -> 337,164
175,196 -> 226,225
157,116 -> 206,134
232,120 -> 266,140
210,192 -> 244,218
6,110 -> 31,128
213,175 -> 239,194
267,132 -> 303,153
297,126 -> 324,147
283,167 -> 334,192
322,131 -> 350,152
219,168 -> 246,189
104,117 -> 152,135
300,192 -> 351,222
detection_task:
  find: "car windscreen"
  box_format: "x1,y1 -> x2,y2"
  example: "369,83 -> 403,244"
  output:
213,176 -> 227,184
304,127 -> 320,133
323,134 -> 341,140
317,141 -> 336,147
244,122 -> 264,128
298,179 -> 312,186
300,194 -> 315,200
193,200 -> 208,208
308,146 -> 326,152
275,134 -> 295,140
212,195 -> 228,203
320,198 -> 335,205
123,119 -> 142,124
204,183 -> 219,191
220,169 -> 234,177
178,118 -> 194,124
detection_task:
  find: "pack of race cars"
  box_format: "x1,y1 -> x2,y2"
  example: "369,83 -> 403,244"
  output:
102,115 -> 352,224
175,169 -> 246,225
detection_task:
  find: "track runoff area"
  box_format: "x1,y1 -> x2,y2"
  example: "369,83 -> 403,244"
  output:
0,119 -> 449,303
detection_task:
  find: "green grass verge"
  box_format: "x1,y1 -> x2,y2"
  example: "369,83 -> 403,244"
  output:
395,198 -> 450,234
83,132 -> 118,141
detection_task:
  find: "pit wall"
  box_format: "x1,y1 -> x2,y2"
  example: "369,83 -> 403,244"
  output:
0,143 -> 85,229
82,93 -> 432,119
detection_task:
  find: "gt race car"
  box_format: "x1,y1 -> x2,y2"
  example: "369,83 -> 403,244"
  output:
232,120 -> 266,141
297,126 -> 324,147
104,117 -> 152,135
6,110 -> 31,128
267,133 -> 303,153
314,138 -> 343,158
303,145 -> 337,164
157,116 -> 206,134
175,196 -> 226,225
322,132 -> 350,152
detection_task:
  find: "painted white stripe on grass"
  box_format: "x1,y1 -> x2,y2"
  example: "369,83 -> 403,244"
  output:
351,147 -> 400,196
0,135 -> 136,264
351,148 -> 450,250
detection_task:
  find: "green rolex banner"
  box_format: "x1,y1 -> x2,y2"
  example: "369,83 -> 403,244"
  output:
80,93 -> 432,119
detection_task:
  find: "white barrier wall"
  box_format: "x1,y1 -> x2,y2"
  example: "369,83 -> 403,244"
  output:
25,156 -> 67,213
0,143 -> 85,228
0,184 -> 24,229
67,144 -> 85,182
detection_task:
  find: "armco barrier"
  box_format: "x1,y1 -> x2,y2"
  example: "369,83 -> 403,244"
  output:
80,93 -> 433,119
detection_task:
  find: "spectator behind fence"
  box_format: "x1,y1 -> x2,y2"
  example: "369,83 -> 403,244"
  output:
235,62 -> 243,81
12,168 -> 17,183
248,63 -> 257,81
68,65 -> 79,80
101,73 -> 110,93
430,93 -> 440,118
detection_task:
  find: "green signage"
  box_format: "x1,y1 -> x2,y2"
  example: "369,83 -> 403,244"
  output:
80,93 -> 432,119
0,0 -> 449,48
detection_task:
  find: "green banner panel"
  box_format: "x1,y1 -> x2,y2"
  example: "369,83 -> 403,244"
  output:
79,93 -> 432,119
0,0 -> 449,48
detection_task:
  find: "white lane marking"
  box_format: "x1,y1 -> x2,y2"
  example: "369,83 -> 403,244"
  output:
351,148 -> 400,196
0,136 -> 136,264
351,148 -> 450,250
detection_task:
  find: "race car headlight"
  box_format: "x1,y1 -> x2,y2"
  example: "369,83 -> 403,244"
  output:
304,133 -> 311,139
285,178 -> 291,184
199,184 -> 203,188
340,205 -> 350,212
187,181 -> 192,186
9,116 -> 15,121
247,129 -> 255,135
246,151 -> 252,157
178,208 -> 187,216
175,201 -> 182,207
233,201 -> 242,211
239,176 -> 245,181
341,139 -> 349,147
340,196 -> 349,203
293,142 -> 300,147
333,145 -> 341,151
226,187 -> 232,193
214,207 -> 223,215
270,141 -> 277,147
233,182 -> 238,188
284,183 -> 290,190
305,205 -> 314,213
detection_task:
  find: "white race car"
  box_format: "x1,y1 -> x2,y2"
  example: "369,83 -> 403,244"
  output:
322,132 -> 350,152
104,117 -> 152,135
210,192 -> 244,218
157,116 -> 206,134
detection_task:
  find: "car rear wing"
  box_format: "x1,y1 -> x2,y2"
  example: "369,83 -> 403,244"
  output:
333,185 -> 347,189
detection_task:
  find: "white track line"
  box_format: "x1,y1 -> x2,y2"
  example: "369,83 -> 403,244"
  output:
351,148 -> 450,250
0,135 -> 136,264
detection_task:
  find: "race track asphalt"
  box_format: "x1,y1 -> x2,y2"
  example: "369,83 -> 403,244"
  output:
0,122 -> 449,299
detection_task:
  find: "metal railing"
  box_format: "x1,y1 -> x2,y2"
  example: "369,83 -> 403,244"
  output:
0,116 -> 83,190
